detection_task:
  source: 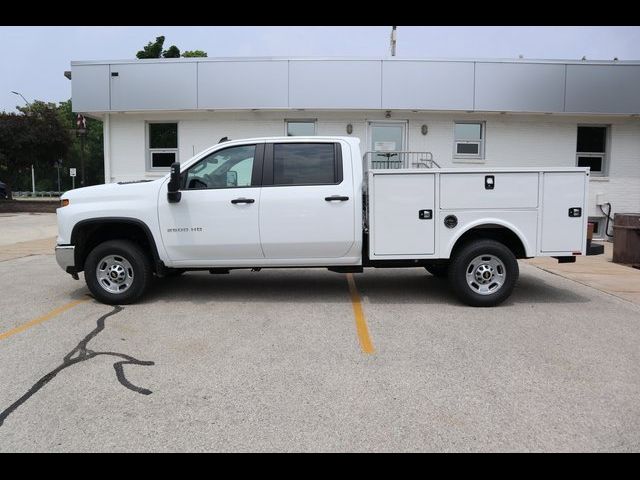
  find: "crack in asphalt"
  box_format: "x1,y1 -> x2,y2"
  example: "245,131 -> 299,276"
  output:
0,305 -> 155,427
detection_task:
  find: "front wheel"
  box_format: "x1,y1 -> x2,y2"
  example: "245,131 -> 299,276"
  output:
448,239 -> 519,307
84,239 -> 152,305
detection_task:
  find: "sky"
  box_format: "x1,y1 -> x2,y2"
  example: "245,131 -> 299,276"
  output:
1,26 -> 639,113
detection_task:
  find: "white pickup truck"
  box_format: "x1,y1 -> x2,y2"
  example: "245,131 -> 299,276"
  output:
56,136 -> 595,307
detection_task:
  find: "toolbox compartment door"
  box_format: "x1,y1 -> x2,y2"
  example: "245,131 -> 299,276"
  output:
440,172 -> 539,209
540,172 -> 587,253
371,173 -> 435,255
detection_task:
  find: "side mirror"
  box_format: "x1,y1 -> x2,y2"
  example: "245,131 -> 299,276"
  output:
167,162 -> 182,203
226,170 -> 238,187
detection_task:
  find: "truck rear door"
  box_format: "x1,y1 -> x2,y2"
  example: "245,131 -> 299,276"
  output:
259,141 -> 356,259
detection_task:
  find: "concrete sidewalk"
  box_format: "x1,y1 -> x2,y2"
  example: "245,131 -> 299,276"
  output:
0,213 -> 57,245
525,242 -> 640,306
0,213 -> 57,262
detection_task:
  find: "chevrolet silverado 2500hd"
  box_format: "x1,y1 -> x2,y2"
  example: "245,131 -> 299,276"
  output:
55,136 -> 595,307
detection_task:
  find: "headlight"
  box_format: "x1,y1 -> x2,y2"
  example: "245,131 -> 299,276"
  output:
60,199 -> 70,207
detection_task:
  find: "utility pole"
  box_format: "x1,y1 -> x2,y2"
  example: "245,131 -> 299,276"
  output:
31,164 -> 35,194
390,26 -> 397,57
56,159 -> 62,192
80,134 -> 86,187
76,114 -> 87,187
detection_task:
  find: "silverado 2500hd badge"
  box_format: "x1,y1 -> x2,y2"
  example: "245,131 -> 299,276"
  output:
166,227 -> 203,233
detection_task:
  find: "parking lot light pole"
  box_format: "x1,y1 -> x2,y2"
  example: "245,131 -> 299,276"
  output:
31,164 -> 35,194
11,91 -> 32,109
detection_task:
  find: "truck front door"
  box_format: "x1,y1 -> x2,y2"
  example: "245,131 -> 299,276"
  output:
158,143 -> 264,263
259,141 -> 356,260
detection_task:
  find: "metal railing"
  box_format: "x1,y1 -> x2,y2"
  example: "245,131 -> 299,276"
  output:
10,191 -> 64,198
363,151 -> 440,171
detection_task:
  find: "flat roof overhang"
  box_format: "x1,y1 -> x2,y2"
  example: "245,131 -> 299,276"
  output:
69,56 -> 640,116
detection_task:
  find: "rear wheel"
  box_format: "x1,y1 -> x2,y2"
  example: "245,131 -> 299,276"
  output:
84,239 -> 152,305
448,239 -> 518,307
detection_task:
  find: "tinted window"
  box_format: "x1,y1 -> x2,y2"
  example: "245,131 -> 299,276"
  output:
456,143 -> 480,155
273,143 -> 336,185
577,156 -> 603,172
577,126 -> 606,153
185,145 -> 255,189
151,152 -> 175,168
149,123 -> 177,149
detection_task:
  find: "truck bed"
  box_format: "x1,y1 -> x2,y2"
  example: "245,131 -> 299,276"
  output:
365,166 -> 590,261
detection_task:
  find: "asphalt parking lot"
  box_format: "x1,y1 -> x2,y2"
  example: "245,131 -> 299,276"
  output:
1,217 -> 639,452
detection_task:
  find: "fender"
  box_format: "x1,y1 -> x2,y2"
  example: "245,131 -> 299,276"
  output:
445,218 -> 533,258
70,217 -> 163,271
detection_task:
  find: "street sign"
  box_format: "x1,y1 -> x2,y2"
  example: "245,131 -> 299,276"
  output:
70,168 -> 77,177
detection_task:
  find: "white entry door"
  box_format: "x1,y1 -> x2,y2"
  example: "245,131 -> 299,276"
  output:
368,122 -> 406,168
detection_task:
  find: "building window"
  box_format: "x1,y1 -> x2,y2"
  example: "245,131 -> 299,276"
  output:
576,126 -> 608,176
454,122 -> 485,160
286,120 -> 316,137
273,143 -> 339,185
148,122 -> 178,169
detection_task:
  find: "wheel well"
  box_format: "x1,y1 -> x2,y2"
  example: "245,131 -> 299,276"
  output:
451,225 -> 527,259
72,220 -> 159,273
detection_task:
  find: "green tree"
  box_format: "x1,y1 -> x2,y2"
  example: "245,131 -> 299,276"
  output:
136,36 -> 166,59
162,45 -> 181,58
136,36 -> 206,59
136,35 -> 183,59
0,101 -> 72,195
182,50 -> 208,58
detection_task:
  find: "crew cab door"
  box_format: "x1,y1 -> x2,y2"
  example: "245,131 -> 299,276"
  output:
158,143 -> 264,263
259,141 -> 356,259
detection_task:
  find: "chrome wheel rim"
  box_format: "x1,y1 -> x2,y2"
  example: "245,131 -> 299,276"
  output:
96,255 -> 134,294
465,254 -> 506,296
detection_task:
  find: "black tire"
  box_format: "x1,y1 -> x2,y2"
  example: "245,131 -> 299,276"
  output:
448,239 -> 519,307
425,263 -> 449,278
84,239 -> 152,305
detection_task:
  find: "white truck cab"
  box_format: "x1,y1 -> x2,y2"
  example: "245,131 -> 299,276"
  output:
56,136 -> 596,307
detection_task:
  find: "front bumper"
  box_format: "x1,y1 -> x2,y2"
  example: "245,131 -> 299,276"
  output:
55,245 -> 77,278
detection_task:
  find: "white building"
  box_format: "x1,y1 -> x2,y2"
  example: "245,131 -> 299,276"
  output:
68,56 -> 640,239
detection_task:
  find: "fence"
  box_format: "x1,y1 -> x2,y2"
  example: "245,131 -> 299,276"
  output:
10,191 -> 64,198
363,151 -> 440,171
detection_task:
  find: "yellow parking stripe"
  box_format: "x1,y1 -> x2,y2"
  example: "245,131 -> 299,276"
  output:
0,298 -> 89,341
346,273 -> 375,354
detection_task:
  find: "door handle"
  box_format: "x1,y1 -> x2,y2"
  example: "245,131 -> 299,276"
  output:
325,195 -> 349,202
568,207 -> 582,217
231,198 -> 255,204
419,209 -> 433,220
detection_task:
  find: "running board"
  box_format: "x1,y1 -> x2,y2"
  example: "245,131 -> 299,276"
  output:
327,266 -> 363,273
